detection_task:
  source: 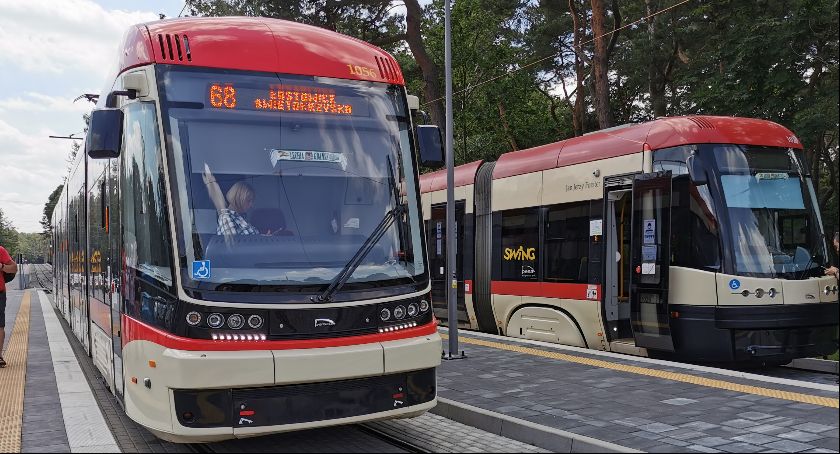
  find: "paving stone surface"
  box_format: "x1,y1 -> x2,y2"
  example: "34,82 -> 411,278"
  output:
21,294 -> 70,453
437,331 -> 840,453
2,288 -> 23,355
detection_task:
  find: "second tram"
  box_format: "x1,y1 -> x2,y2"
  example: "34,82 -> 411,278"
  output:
53,17 -> 444,442
421,116 -> 838,364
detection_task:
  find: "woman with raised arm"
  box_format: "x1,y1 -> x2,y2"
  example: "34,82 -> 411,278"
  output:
202,163 -> 260,236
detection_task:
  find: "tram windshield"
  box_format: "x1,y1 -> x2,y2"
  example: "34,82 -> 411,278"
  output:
711,145 -> 828,278
158,66 -> 426,292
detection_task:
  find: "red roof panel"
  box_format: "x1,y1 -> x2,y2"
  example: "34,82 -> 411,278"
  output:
420,160 -> 483,193
645,116 -> 802,150
492,116 -> 802,180
117,17 -> 404,84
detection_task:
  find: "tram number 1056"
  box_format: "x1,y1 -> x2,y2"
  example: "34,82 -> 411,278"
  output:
347,65 -> 377,78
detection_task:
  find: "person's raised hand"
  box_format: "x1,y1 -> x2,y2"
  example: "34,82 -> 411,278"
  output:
202,163 -> 214,185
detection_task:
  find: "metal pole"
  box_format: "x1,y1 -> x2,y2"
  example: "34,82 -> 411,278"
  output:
444,0 -> 463,360
18,254 -> 25,290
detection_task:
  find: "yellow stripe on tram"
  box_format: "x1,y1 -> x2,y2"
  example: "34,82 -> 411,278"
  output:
442,333 -> 839,409
0,291 -> 31,452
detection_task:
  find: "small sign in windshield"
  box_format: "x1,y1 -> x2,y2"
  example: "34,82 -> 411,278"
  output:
269,149 -> 347,170
755,172 -> 789,180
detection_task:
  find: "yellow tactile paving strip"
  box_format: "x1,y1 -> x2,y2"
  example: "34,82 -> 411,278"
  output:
0,291 -> 30,453
442,333 -> 839,409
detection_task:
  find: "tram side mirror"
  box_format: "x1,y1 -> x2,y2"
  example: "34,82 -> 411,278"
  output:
86,108 -> 124,159
417,125 -> 444,169
686,154 -> 708,185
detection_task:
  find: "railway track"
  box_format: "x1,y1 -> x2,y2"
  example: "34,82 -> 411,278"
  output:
184,423 -> 429,453
23,263 -> 53,291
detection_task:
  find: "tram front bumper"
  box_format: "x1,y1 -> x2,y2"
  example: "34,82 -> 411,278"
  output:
669,302 -> 838,364
123,332 -> 442,442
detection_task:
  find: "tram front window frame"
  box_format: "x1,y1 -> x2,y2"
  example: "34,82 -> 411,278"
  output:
655,144 -> 828,279
157,65 -> 428,297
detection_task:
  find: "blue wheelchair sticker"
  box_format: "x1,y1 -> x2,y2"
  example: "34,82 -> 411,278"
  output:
192,260 -> 211,280
728,279 -> 741,290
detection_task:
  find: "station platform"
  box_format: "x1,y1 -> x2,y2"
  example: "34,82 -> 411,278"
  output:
0,286 -> 119,453
436,327 -> 839,453
3,265 -> 837,453
0,276 -> 547,453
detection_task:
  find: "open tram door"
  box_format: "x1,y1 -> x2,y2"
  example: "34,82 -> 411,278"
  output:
629,171 -> 675,352
428,201 -> 470,326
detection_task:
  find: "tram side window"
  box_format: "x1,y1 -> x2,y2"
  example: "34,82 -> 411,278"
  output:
500,208 -> 540,281
671,176 -> 721,271
121,102 -> 173,286
653,145 -> 693,176
544,202 -> 590,283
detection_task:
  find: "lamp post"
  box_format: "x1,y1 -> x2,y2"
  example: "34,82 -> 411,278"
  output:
443,0 -> 465,361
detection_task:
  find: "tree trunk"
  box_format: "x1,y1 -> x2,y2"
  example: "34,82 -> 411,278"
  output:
646,0 -> 666,118
404,0 -> 445,128
569,0 -> 586,136
590,0 -> 614,129
497,101 -> 519,151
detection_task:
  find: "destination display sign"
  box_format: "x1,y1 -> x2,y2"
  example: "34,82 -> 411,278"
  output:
208,83 -> 357,116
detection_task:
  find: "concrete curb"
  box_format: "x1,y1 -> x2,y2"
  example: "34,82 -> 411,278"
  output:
431,398 -> 642,453
786,358 -> 839,375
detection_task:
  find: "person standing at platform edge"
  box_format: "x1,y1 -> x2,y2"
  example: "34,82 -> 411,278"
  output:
825,231 -> 839,278
0,244 -> 18,368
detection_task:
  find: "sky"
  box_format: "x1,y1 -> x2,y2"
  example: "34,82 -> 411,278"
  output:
0,0 -> 184,232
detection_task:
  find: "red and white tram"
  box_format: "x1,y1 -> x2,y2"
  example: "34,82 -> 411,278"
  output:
421,116 -> 838,365
53,17 -> 443,442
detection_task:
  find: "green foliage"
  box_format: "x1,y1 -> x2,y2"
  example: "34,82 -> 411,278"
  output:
421,0 -> 563,163
40,184 -> 64,237
0,209 -> 19,256
16,232 -> 49,263
187,0 -> 406,52
184,0 -> 838,234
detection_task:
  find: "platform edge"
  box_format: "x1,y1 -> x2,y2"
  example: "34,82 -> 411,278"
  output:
432,397 -> 642,453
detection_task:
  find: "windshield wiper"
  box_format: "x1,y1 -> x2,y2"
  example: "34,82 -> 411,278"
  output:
387,155 -> 410,268
313,160 -> 407,303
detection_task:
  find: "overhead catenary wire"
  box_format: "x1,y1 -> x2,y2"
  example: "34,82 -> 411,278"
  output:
422,0 -> 693,108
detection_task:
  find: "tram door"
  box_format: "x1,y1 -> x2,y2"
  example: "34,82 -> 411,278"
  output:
88,172 -> 114,390
106,162 -> 125,402
428,202 -> 469,326
603,187 -> 633,341
73,187 -> 91,353
629,172 -> 675,352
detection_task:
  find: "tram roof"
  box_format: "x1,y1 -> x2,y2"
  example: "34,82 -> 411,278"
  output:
420,160 -> 484,193
492,116 -> 802,180
115,17 -> 404,84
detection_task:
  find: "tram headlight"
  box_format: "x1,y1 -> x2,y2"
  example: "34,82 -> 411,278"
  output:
393,305 -> 406,320
227,314 -> 245,330
407,302 -> 419,318
767,288 -> 777,298
247,314 -> 264,329
186,311 -> 202,326
826,286 -> 833,296
833,285 -> 838,294
207,313 -> 225,329
419,299 -> 430,313
380,308 -> 391,321
754,288 -> 765,298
